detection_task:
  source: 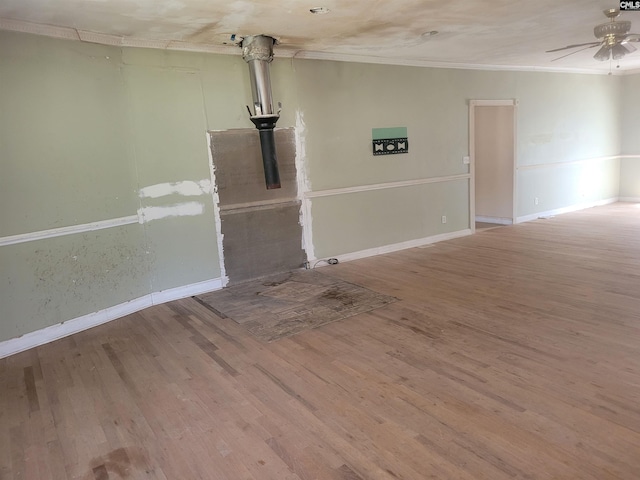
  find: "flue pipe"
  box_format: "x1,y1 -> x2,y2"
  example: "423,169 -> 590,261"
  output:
241,35 -> 281,189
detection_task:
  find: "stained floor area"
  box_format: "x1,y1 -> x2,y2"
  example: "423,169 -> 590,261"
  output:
195,270 -> 397,342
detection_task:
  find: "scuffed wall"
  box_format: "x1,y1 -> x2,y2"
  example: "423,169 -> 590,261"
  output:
0,31 -> 252,342
122,62 -> 221,292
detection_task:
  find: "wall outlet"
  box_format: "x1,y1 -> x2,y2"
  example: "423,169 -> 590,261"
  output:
441,215 -> 447,224
534,197 -> 539,205
463,156 -> 470,165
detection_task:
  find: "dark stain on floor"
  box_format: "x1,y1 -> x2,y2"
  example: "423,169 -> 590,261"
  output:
196,270 -> 397,342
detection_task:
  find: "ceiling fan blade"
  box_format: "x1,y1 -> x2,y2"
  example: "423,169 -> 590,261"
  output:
546,42 -> 601,53
551,44 -> 601,62
623,34 -> 640,42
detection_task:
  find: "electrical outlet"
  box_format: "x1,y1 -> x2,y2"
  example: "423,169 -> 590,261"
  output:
463,156 -> 470,165
441,215 -> 447,224
534,197 -> 539,205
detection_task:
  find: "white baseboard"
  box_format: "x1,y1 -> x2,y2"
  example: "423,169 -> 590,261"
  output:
618,197 -> 640,203
0,277 -> 224,359
149,278 -> 224,304
475,216 -> 513,225
314,229 -> 472,265
516,197 -> 618,223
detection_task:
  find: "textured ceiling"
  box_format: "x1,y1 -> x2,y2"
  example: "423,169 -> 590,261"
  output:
1,0 -> 640,73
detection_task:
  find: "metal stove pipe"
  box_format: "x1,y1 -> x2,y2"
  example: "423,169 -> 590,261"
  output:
241,35 -> 281,189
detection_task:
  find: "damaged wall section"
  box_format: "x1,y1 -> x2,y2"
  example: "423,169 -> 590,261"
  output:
210,127 -> 306,284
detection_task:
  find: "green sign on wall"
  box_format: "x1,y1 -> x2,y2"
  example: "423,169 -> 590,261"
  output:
372,127 -> 408,156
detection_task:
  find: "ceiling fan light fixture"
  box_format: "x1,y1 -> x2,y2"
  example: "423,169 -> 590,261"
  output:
594,45 -> 611,61
611,43 -> 630,59
594,20 -> 631,38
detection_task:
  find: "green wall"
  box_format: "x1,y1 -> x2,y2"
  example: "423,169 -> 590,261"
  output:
0,32 -> 234,341
293,59 -> 621,256
0,29 -> 631,343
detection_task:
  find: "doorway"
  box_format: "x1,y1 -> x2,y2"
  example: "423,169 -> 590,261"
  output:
469,100 -> 517,231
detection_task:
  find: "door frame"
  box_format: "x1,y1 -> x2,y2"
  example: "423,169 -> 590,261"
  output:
469,99 -> 518,233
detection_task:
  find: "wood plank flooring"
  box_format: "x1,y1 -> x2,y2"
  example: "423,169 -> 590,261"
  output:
2,202 -> 640,479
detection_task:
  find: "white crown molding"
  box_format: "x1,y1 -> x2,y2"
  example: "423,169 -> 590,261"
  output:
292,50 -> 615,75
0,17 -> 624,74
0,17 -> 243,56
0,17 -> 80,41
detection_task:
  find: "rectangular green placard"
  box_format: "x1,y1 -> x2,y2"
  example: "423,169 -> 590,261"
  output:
372,127 -> 408,155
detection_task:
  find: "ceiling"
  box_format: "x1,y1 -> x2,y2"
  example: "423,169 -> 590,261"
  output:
1,0 -> 640,74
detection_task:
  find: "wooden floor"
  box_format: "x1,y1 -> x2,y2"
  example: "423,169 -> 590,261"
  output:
2,203 -> 640,479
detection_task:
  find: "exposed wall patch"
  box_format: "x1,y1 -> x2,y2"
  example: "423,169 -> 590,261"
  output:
139,179 -> 213,198
209,127 -> 305,284
296,110 -> 316,261
137,202 -> 204,223
207,132 -> 229,287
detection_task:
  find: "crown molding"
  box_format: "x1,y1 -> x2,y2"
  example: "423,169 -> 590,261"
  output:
292,50 -> 616,75
0,16 -> 629,75
0,17 -> 243,56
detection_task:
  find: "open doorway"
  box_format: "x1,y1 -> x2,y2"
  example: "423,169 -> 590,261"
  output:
469,100 -> 517,232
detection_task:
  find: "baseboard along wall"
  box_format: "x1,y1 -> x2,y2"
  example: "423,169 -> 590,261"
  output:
0,278 -> 224,359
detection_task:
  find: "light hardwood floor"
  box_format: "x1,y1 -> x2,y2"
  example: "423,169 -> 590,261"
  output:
2,202 -> 640,479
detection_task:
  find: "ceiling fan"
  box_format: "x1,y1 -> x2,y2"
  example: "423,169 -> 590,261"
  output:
547,8 -> 640,61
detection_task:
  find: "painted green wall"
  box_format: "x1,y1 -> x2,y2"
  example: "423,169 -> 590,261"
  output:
293,59 -> 621,257
0,32 -> 242,342
0,30 -> 631,343
0,34 -> 137,236
311,180 -> 469,258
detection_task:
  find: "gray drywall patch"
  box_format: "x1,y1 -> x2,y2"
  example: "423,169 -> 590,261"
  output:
211,128 -> 298,205
220,204 -> 306,283
209,128 -> 306,284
